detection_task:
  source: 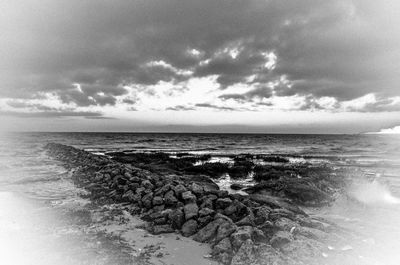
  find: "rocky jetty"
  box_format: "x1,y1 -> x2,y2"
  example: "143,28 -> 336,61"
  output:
45,143 -> 343,265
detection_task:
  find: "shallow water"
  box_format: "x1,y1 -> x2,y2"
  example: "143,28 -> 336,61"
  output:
1,132 -> 400,264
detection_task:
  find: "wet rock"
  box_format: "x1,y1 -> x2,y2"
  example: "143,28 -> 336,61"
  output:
169,208 -> 185,229
270,231 -> 293,249
181,219 -> 198,237
248,193 -> 306,215
216,198 -> 233,209
184,203 -> 199,220
230,183 -> 245,190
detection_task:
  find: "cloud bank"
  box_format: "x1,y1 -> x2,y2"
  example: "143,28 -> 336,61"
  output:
1,0 -> 400,130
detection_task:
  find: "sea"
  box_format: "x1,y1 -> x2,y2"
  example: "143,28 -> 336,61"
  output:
1,132 -> 400,265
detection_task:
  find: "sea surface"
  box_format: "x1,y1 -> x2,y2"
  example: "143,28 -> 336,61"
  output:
1,132 -> 400,265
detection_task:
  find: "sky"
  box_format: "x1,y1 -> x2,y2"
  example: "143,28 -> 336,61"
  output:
1,0 -> 400,133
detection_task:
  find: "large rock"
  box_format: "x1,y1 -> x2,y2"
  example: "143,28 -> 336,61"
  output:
215,221 -> 237,243
152,196 -> 164,206
230,239 -> 256,265
173,184 -> 187,198
216,198 -> 233,209
193,218 -> 225,242
181,219 -> 198,237
230,226 -> 253,250
182,191 -> 197,203
169,208 -> 185,229
164,190 -> 178,206
184,203 -> 199,220
212,238 -> 233,265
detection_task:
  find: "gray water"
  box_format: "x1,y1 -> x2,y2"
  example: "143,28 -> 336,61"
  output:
1,132 -> 400,265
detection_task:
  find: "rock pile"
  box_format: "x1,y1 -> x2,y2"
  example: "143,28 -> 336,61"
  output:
45,143 -> 337,265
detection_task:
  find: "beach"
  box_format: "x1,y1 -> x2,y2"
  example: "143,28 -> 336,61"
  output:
1,133 -> 400,265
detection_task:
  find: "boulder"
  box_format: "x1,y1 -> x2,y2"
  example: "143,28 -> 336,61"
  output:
190,183 -> 204,196
181,219 -> 198,237
164,190 -> 178,206
169,208 -> 185,229
152,196 -> 164,206
141,192 -> 153,209
184,203 -> 199,220
182,191 -> 197,203
173,184 -> 187,198
230,239 -> 256,265
193,218 -> 225,242
216,198 -> 233,209
199,207 -> 215,217
215,221 -> 237,243
230,226 -> 253,250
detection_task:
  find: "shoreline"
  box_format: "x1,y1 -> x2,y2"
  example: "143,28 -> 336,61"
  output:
45,143 -> 356,265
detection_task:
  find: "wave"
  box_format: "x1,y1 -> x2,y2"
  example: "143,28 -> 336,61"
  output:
349,179 -> 400,205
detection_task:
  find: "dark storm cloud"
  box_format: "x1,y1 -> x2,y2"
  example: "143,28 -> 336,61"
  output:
1,0 -> 400,110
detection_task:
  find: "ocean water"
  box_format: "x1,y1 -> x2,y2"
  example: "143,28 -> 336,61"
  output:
1,132 -> 400,264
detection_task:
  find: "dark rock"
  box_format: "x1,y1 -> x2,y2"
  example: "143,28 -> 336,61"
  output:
142,180 -> 154,190
141,192 -> 153,209
193,218 -> 225,243
230,183 -> 245,190
235,215 -> 255,226
173,184 -> 187,198
215,221 -> 237,243
169,208 -> 185,229
164,190 -> 178,206
181,219 -> 198,237
184,203 -> 199,220
216,198 -> 233,209
190,183 -> 204,196
197,215 -> 213,227
199,207 -> 215,217
182,191 -> 197,203
248,194 -> 306,215
230,226 -> 253,250
152,196 -> 164,206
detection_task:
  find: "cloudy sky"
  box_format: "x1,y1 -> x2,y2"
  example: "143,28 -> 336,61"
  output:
1,0 -> 400,133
